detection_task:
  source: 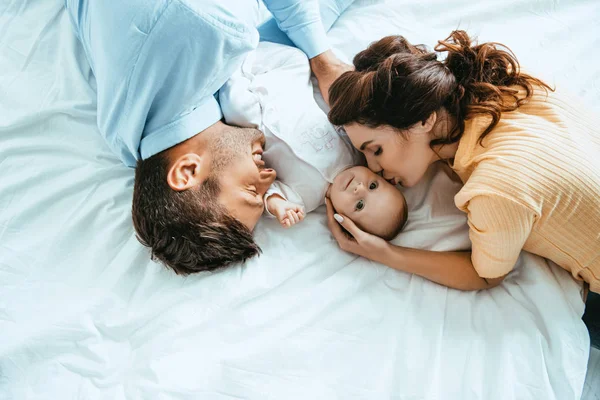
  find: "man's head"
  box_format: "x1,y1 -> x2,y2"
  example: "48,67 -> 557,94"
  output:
132,122 -> 276,275
329,166 -> 407,240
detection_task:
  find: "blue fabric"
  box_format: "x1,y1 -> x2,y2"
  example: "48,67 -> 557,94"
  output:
259,0 -> 355,47
65,0 -> 338,167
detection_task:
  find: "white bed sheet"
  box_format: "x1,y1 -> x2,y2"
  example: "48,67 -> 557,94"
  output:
0,0 -> 597,399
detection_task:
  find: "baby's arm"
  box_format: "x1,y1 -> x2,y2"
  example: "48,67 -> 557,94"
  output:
265,181 -> 306,228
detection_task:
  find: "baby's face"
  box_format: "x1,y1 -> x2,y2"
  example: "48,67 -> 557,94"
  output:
329,166 -> 406,238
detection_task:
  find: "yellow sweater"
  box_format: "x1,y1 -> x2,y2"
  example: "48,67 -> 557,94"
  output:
452,86 -> 600,292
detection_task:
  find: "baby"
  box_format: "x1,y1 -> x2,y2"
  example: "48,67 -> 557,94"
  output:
220,42 -> 408,240
266,165 -> 407,240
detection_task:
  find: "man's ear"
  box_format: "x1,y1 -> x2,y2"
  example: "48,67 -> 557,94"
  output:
166,153 -> 207,191
410,111 -> 437,135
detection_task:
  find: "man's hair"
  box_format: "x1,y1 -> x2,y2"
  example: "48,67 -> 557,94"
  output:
132,152 -> 260,275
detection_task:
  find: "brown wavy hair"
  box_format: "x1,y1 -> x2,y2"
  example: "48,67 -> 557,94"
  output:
328,30 -> 552,146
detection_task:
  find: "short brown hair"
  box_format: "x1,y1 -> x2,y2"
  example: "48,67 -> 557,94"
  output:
132,152 -> 260,275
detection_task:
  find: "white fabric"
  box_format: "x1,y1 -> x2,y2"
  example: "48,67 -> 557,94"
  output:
220,43 -> 363,214
1,0 -> 597,399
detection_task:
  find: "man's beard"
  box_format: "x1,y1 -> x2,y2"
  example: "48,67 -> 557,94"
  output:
209,127 -> 264,172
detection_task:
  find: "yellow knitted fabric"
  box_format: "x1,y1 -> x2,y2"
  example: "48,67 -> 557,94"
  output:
452,86 -> 600,292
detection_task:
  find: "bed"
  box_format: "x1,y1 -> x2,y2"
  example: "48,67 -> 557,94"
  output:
1,0 -> 598,398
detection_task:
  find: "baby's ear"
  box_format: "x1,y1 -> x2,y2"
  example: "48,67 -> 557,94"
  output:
325,184 -> 332,199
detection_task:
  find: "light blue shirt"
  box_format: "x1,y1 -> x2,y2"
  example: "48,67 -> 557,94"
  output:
65,0 -> 350,167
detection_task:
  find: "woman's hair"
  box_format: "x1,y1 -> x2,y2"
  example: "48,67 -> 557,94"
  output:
328,30 -> 552,146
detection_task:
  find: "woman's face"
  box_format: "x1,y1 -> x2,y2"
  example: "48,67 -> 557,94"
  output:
344,122 -> 437,188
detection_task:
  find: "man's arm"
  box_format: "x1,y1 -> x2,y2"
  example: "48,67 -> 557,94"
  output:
260,1 -> 355,105
261,0 -> 329,58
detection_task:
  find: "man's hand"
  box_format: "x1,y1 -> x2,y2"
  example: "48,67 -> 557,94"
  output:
266,195 -> 305,228
310,50 -> 353,106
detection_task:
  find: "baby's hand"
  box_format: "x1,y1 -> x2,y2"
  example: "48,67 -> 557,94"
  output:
266,195 -> 305,228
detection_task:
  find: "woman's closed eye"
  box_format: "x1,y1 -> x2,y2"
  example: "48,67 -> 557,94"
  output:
355,199 -> 365,211
374,147 -> 383,156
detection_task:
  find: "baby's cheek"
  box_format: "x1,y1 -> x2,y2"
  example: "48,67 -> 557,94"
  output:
333,204 -> 354,217
331,199 -> 349,215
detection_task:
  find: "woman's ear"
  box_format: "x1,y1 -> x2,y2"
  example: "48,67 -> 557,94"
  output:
166,153 -> 206,191
411,112 -> 437,134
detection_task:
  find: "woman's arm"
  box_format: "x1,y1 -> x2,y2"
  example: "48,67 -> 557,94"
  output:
376,245 -> 504,291
325,198 -> 505,291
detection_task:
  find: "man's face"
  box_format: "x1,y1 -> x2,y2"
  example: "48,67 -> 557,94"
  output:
209,128 -> 276,231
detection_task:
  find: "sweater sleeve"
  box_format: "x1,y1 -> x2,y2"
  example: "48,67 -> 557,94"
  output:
466,195 -> 536,278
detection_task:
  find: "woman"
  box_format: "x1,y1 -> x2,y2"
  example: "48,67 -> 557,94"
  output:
323,31 -> 600,292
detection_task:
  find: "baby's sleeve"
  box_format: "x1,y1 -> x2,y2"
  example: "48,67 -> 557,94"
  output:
466,195 -> 536,278
264,180 -> 305,218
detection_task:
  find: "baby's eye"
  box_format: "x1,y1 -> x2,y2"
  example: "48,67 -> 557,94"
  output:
355,200 -> 365,211
369,182 -> 378,190
374,147 -> 383,156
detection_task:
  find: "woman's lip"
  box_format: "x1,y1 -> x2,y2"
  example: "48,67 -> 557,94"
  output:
387,177 -> 400,186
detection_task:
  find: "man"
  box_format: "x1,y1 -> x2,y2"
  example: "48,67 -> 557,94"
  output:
65,0 -> 352,274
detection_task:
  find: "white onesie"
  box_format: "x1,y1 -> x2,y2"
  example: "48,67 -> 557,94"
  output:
219,42 -> 363,214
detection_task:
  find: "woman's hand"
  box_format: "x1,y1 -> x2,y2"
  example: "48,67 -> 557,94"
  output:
325,197 -> 389,261
325,199 -> 505,291
309,50 -> 353,106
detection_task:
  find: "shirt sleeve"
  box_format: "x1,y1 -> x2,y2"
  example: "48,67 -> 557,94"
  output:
264,180 -> 305,218
466,195 -> 536,278
261,0 -> 330,58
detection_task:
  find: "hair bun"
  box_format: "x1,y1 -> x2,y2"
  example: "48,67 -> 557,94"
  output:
353,35 -> 430,72
435,30 -> 477,87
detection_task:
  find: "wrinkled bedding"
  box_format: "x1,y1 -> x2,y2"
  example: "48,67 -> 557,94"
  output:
1,0 -> 598,398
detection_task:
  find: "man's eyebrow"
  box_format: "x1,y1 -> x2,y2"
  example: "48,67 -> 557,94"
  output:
360,140 -> 373,151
